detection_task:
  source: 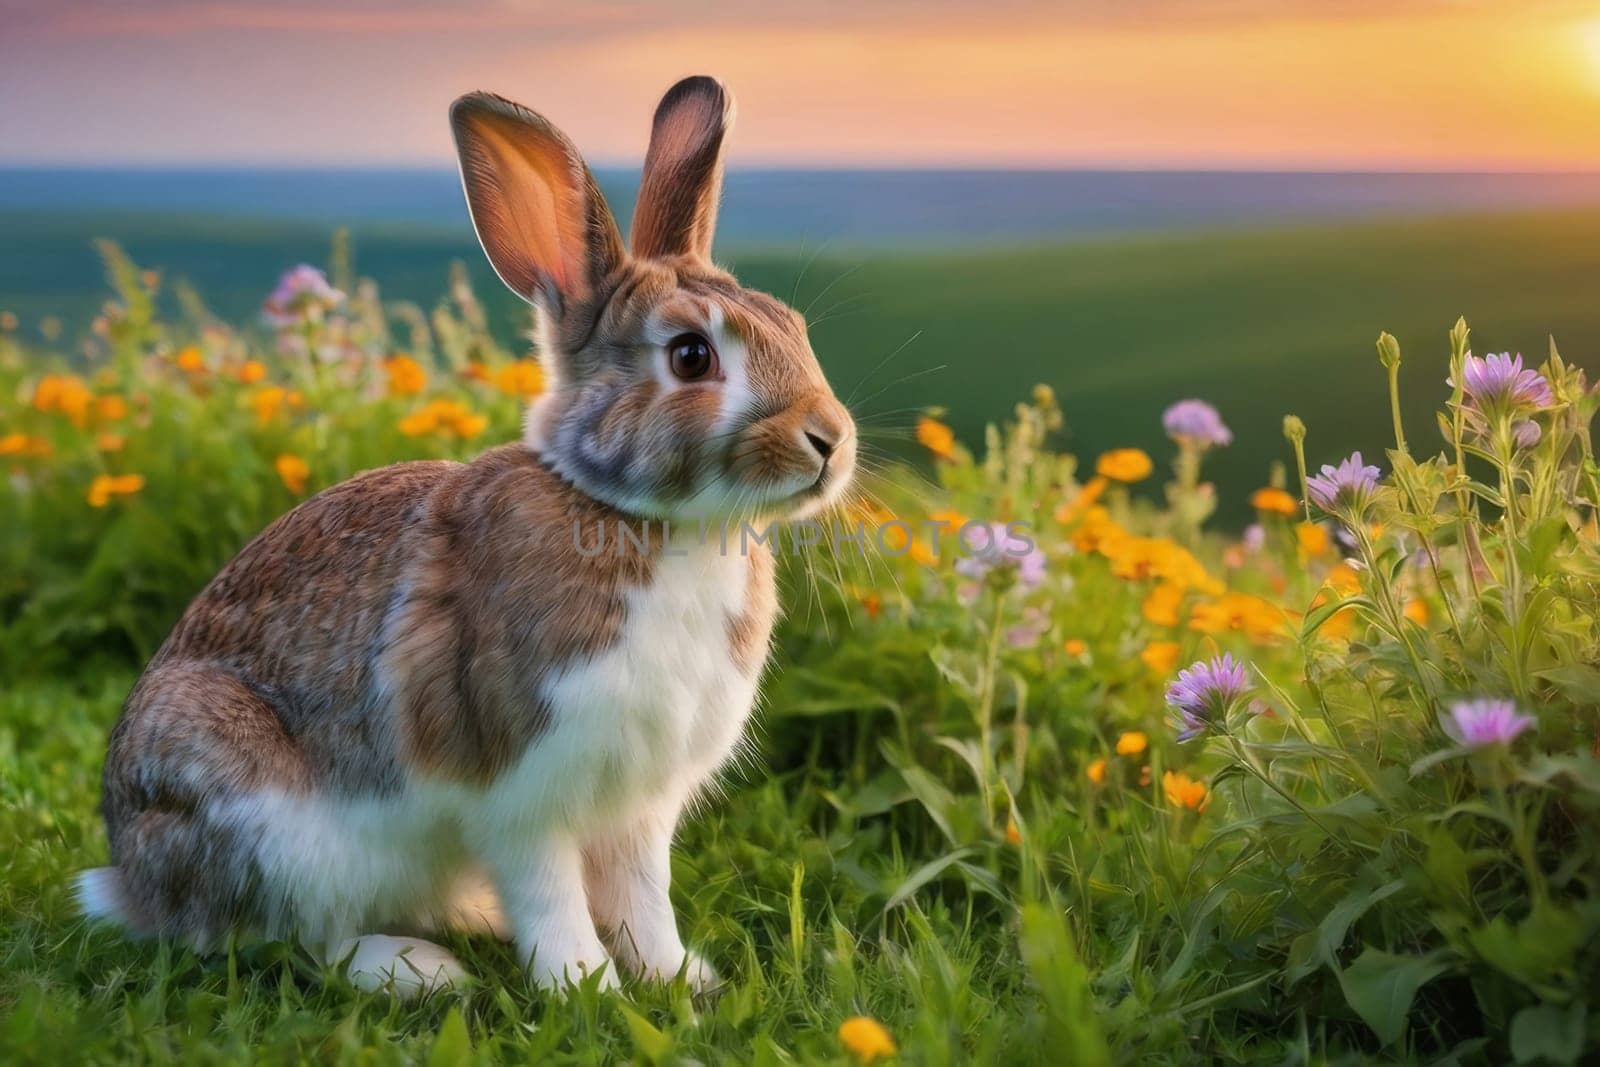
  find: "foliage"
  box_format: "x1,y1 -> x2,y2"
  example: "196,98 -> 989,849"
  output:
3,244 -> 1599,1063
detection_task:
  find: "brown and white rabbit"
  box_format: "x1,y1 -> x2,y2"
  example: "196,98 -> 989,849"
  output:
77,75 -> 855,997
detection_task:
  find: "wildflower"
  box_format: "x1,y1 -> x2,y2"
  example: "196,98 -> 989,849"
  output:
463,360 -> 491,382
954,522 -> 1046,587
1313,563 -> 1363,641
236,359 -> 268,384
1140,641 -> 1181,673
87,473 -> 145,507
1163,399 -> 1232,448
275,454 -> 310,495
1162,770 -> 1208,811
1166,653 -> 1252,741
397,399 -> 488,440
1054,476 -> 1107,524
1511,419 -> 1541,449
252,385 -> 289,423
1189,593 -> 1285,643
1005,817 -> 1021,845
1305,452 -> 1381,515
916,416 -> 957,461
1063,638 -> 1088,657
1086,758 -> 1108,784
838,1016 -> 897,1062
384,354 -> 428,396
860,590 -> 882,618
455,413 -> 489,439
1115,731 -> 1147,756
1403,598 -> 1430,627
1443,699 -> 1535,749
494,359 -> 545,399
1142,582 -> 1184,627
1295,521 -> 1332,558
0,433 -> 27,456
1107,536 -> 1212,589
1451,352 -> 1554,413
1096,448 -> 1153,483
263,264 -> 344,327
94,395 -> 128,421
175,347 -> 205,373
95,433 -> 126,453
1069,506 -> 1126,554
33,374 -> 92,426
1250,487 -> 1297,516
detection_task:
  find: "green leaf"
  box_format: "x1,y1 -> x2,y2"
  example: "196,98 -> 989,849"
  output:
1510,1002 -> 1586,1065
618,1004 -> 675,1065
1535,665 -> 1600,704
1337,947 -> 1450,1046
1019,903 -> 1112,1067
427,1007 -> 473,1067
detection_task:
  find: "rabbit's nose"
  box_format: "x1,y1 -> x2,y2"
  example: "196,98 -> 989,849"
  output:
801,404 -> 851,465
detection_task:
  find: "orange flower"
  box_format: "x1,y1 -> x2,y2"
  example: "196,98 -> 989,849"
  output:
838,1016 -> 897,1062
860,591 -> 882,619
1070,506 -> 1127,554
87,473 -> 145,507
1250,487 -> 1298,516
175,346 -> 205,373
463,360 -> 491,382
95,433 -> 126,453
33,374 -> 92,426
1096,448 -> 1153,483
275,454 -> 309,495
252,385 -> 289,423
94,394 -> 128,421
1189,592 -> 1286,643
1163,770 -> 1208,811
1055,475 -> 1108,524
1403,598 -> 1430,627
1312,563 -> 1363,640
1086,757 -> 1108,784
1063,638 -> 1088,657
1115,731 -> 1148,756
927,508 -> 969,530
1295,521 -> 1332,559
916,416 -> 957,461
236,359 -> 268,384
1141,641 -> 1181,674
1005,817 -> 1022,845
398,399 -> 489,440
493,359 -> 545,399
384,354 -> 428,396
0,433 -> 52,458
1142,582 -> 1184,627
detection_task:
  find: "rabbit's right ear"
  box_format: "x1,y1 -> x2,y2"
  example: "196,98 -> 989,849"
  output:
450,92 -> 624,315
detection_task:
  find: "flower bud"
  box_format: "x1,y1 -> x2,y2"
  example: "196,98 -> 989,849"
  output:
1376,332 -> 1401,370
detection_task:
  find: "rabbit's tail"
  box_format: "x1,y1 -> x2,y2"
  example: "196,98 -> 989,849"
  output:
77,866 -> 134,926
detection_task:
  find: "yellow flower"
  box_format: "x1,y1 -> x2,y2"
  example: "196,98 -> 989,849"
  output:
384,354 -> 428,396
87,473 -> 145,507
1096,448 -> 1153,483
494,359 -> 546,399
0,433 -> 29,456
1070,506 -> 1126,554
916,416 -> 957,461
1142,582 -> 1184,627
175,346 -> 205,373
236,359 -> 268,384
275,454 -> 309,495
1189,592 -> 1286,643
454,412 -> 489,439
838,1016 -> 897,1062
1141,641 -> 1181,674
1312,563 -> 1363,640
1163,770 -> 1208,811
1063,638 -> 1088,657
1295,521 -> 1331,559
1086,757 -> 1108,784
1250,487 -> 1298,516
1403,598 -> 1430,627
95,433 -> 126,453
33,374 -> 93,426
1115,731 -> 1148,756
94,394 -> 128,422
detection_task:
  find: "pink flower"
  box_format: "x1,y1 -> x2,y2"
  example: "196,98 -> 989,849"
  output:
1443,699 -> 1535,749
1306,452 -> 1381,515
955,522 -> 1046,587
263,264 -> 344,327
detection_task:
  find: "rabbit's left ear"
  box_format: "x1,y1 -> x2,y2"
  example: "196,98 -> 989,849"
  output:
631,76 -> 734,261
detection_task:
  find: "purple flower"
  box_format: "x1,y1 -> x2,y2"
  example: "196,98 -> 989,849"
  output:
1443,699 -> 1535,749
1512,419 -> 1541,449
1451,352 -> 1554,413
955,522 -> 1046,588
1242,523 -> 1265,553
264,264 -> 344,327
1305,452 -> 1381,514
1166,653 -> 1252,741
1163,400 -> 1233,448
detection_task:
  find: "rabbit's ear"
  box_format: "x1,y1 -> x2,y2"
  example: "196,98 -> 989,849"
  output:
451,92 -> 624,315
631,76 -> 734,261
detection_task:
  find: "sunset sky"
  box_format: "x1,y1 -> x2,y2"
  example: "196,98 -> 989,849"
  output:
3,0 -> 1600,169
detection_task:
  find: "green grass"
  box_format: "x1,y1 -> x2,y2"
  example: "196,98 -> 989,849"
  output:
8,207 -> 1600,521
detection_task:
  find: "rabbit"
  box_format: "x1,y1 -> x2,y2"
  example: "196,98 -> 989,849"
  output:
76,75 -> 856,998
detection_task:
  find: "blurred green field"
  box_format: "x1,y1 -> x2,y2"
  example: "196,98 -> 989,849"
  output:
6,208 -> 1600,518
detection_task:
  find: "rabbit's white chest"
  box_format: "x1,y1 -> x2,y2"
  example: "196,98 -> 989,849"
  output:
487,541 -> 762,828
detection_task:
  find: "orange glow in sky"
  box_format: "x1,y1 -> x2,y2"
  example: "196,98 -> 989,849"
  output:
1,2 -> 1598,168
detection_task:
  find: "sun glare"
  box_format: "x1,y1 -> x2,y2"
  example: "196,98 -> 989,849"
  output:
1582,17 -> 1600,90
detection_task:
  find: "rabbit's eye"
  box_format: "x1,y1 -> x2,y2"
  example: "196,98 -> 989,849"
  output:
668,333 -> 718,381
